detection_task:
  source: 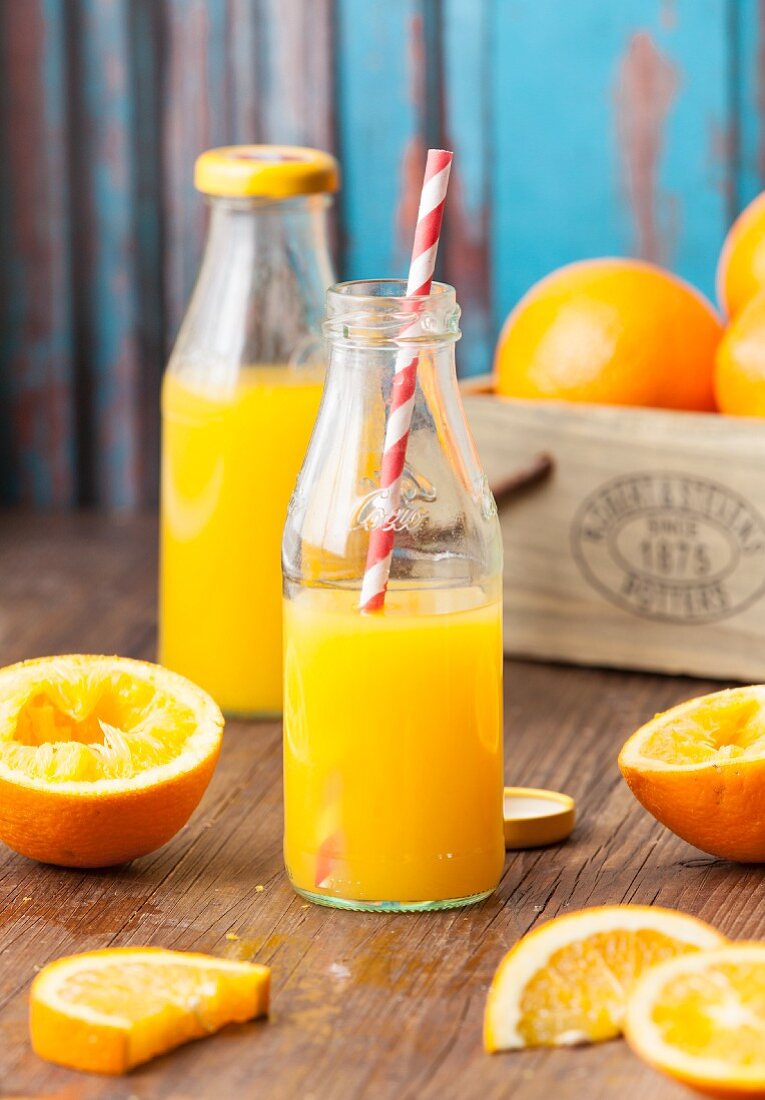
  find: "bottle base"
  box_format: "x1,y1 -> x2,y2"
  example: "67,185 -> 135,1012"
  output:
223,707 -> 282,721
292,886 -> 495,913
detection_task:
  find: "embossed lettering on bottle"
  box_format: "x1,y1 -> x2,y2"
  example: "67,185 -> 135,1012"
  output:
353,465 -> 437,533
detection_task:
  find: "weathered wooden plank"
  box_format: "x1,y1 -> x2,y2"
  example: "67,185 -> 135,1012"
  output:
336,0 -> 422,281
0,0 -> 76,506
127,0 -> 165,505
490,0 -> 730,330
257,0 -> 339,262
227,0 -> 262,143
648,1 -> 731,293
0,0 -> 750,508
0,512 -> 754,1099
161,0 -> 231,343
72,0 -> 142,509
259,0 -> 335,150
441,0 -> 492,378
735,0 -> 765,215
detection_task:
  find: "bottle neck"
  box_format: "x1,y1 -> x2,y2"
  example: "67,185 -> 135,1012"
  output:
324,336 -> 460,398
169,194 -> 335,381
322,278 -> 463,411
203,193 -> 332,277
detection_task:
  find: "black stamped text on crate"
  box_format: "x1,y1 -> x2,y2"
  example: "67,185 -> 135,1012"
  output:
571,471 -> 765,624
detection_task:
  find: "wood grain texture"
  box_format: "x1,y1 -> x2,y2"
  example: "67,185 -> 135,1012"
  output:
72,0 -> 142,509
160,0 -> 337,345
441,0 -> 492,378
128,0 -> 166,506
161,0 -> 227,345
227,0 -> 261,143
646,0 -> 731,296
490,0 -> 730,325
0,0 -> 76,507
467,394 -> 765,681
736,0 -> 765,216
0,511 -> 750,1099
259,0 -> 335,150
0,0 -> 762,506
336,0 -> 421,282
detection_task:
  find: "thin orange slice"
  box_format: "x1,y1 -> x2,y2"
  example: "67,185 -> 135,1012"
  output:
625,943 -> 765,1098
30,947 -> 269,1074
484,905 -> 725,1051
0,655 -> 223,866
619,686 -> 765,862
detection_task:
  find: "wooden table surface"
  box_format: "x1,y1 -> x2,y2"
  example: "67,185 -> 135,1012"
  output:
0,512 -> 756,1100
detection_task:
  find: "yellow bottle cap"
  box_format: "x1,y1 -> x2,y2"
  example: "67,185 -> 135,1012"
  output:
194,145 -> 340,199
503,787 -> 576,850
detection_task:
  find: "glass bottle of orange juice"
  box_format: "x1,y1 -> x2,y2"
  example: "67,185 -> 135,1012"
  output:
159,146 -> 338,716
282,279 -> 505,911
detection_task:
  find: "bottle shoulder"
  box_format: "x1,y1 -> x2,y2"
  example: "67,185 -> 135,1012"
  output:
169,201 -> 334,373
282,433 -> 502,588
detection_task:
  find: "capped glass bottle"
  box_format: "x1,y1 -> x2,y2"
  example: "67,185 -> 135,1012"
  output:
160,146 -> 338,716
282,279 -> 505,911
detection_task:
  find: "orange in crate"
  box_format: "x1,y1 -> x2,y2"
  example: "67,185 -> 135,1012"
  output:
494,258 -> 721,411
717,189 -> 765,317
715,290 -> 765,416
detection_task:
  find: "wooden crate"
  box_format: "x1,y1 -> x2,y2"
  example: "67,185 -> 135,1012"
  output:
464,394 -> 765,681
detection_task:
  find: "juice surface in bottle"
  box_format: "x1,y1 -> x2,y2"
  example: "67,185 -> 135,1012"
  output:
158,145 -> 337,716
282,279 -> 505,911
283,585 -> 504,905
160,366 -> 324,715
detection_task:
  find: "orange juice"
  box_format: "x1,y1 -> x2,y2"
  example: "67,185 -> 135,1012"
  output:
283,585 -> 505,908
160,366 -> 323,715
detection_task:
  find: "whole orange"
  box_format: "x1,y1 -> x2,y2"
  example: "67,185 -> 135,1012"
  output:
716,190 -> 765,317
715,289 -> 765,416
494,258 -> 721,411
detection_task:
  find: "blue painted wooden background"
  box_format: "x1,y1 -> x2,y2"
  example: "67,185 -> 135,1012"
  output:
0,0 -> 762,508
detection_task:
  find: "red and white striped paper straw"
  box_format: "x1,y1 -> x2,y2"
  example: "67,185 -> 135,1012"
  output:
359,148 -> 453,612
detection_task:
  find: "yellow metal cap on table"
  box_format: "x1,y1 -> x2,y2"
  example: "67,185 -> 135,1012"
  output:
503,786 -> 576,849
195,145 -> 340,198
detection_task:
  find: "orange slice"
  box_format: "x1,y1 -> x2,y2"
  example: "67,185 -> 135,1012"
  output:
30,947 -> 269,1074
0,655 -> 223,866
483,905 -> 725,1051
619,686 -> 765,862
625,944 -> 765,1098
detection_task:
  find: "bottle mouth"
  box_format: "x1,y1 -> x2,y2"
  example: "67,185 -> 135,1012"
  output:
324,279 -> 461,346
